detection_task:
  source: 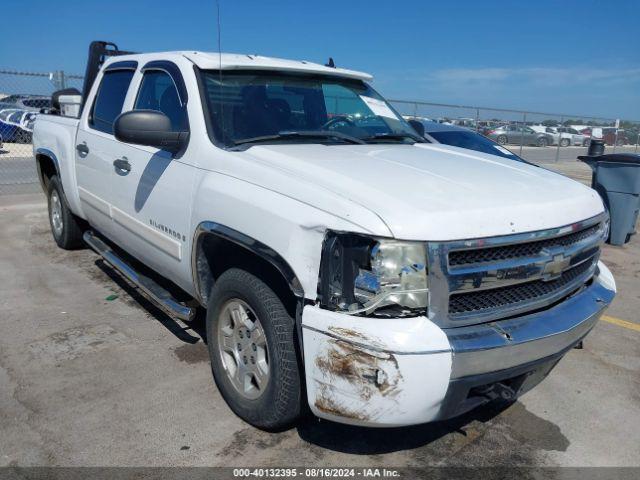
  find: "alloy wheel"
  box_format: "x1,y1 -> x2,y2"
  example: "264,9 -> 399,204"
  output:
50,190 -> 64,238
217,299 -> 270,400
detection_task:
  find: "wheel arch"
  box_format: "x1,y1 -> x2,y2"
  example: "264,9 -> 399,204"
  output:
191,222 -> 305,313
35,148 -> 61,193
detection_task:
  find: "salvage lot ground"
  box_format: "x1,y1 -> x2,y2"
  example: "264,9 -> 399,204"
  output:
1,188 -> 639,467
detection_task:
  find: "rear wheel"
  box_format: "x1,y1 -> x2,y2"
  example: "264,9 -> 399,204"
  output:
47,176 -> 84,249
616,139 -> 624,146
206,268 -> 302,431
537,137 -> 549,147
497,135 -> 508,145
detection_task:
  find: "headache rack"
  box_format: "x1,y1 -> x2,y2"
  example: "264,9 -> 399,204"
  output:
47,41 -> 136,117
426,214 -> 607,328
80,41 -> 137,111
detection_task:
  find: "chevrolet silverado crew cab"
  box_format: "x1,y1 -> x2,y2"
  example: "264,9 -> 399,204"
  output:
33,41 -> 616,430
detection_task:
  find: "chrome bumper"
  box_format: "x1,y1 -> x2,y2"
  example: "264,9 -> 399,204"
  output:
445,262 -> 616,379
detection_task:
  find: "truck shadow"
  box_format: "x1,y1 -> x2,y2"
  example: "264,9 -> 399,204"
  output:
94,258 -> 206,344
295,401 -> 511,455
134,151 -> 172,212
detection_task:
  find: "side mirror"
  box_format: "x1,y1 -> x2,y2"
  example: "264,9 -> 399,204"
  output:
114,110 -> 188,153
408,119 -> 425,137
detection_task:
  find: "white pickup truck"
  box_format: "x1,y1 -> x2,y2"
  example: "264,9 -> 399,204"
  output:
33,42 -> 616,430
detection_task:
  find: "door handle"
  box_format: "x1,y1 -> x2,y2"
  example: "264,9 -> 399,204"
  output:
76,142 -> 89,156
113,157 -> 131,174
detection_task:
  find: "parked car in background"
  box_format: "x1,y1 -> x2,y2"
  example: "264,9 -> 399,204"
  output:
0,94 -> 51,111
451,118 -> 476,129
0,109 -> 22,143
406,118 -> 526,161
530,125 -> 584,147
530,125 -> 561,146
0,109 -> 36,143
602,128 -> 629,146
403,114 -> 434,123
486,124 -> 554,146
477,121 -> 502,136
17,111 -> 38,143
579,127 -> 604,144
556,126 -> 588,146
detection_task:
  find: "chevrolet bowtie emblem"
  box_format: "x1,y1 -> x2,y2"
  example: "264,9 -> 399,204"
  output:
542,253 -> 571,281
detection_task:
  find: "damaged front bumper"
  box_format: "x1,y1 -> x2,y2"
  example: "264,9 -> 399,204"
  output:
302,261 -> 616,427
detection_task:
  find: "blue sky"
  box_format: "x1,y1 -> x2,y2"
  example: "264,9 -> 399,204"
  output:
1,0 -> 639,119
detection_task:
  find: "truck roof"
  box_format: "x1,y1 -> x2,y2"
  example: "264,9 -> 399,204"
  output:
103,51 -> 373,81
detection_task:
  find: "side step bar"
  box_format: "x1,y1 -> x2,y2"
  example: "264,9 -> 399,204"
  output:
83,231 -> 195,321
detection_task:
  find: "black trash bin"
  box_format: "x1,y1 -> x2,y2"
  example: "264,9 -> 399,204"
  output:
579,153 -> 640,245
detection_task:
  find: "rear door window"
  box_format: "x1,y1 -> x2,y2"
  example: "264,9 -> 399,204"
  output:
90,70 -> 135,134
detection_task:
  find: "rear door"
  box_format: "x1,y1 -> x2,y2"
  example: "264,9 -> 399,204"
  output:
75,62 -> 136,236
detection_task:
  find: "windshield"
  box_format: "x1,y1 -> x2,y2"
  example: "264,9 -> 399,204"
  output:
200,71 -> 421,147
427,130 -> 525,162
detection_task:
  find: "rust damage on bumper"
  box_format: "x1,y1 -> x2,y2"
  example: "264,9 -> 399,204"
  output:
312,328 -> 404,421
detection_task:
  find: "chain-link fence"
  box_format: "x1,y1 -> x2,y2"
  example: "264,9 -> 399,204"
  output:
1,68 -> 639,195
0,69 -> 83,195
389,99 -> 640,161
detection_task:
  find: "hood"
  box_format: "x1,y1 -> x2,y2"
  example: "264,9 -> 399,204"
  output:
236,143 -> 604,241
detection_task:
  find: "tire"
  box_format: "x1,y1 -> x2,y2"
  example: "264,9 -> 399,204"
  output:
497,135 -> 508,145
47,176 -> 84,249
560,138 -> 570,147
616,139 -> 624,146
206,268 -> 302,431
537,137 -> 549,147
583,139 -> 590,147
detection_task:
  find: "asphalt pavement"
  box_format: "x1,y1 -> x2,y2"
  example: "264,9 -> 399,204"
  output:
0,187 -> 638,468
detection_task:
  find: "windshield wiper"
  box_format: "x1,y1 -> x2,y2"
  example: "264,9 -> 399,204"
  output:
233,130 -> 365,147
361,132 -> 426,143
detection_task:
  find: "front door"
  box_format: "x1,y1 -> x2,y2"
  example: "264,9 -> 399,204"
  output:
106,65 -> 195,287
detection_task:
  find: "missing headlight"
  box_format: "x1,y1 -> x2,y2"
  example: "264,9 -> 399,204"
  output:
318,232 -> 428,316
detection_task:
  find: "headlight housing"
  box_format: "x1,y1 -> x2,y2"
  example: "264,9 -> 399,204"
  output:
318,232 -> 428,316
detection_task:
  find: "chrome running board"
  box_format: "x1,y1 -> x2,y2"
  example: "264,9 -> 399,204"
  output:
83,231 -> 195,321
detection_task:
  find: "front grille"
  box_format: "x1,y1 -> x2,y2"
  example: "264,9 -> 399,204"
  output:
449,259 -> 593,315
449,223 -> 601,267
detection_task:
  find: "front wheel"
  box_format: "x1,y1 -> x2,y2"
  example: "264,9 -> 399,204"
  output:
206,268 -> 302,431
496,135 -> 508,145
560,138 -> 570,147
537,137 -> 549,147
